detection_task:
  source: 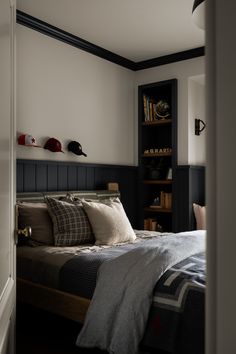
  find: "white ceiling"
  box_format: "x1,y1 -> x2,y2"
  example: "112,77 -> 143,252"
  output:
17,0 -> 205,62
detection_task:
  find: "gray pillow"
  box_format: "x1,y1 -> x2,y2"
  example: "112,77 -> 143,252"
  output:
45,197 -> 94,246
18,202 -> 54,245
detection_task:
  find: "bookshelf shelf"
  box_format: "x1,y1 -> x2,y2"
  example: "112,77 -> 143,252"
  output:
144,207 -> 172,213
143,180 -> 172,185
142,119 -> 172,126
142,152 -> 172,157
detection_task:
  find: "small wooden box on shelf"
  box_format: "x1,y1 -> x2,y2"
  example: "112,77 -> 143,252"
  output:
138,79 -> 177,232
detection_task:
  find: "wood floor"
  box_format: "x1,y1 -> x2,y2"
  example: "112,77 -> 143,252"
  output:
16,302 -> 107,354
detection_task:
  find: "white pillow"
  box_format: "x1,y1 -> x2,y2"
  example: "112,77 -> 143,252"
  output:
193,203 -> 206,230
82,198 -> 136,245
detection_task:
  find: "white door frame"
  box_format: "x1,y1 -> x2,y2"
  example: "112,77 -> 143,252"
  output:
0,0 -> 16,353
206,0 -> 236,353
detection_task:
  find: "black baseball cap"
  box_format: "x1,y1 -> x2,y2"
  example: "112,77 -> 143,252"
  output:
67,141 -> 87,157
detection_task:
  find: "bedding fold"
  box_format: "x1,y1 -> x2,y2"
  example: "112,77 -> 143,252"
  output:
76,230 -> 206,354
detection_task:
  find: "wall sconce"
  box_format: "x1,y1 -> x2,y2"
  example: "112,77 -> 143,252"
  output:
195,118 -> 206,135
192,0 -> 205,30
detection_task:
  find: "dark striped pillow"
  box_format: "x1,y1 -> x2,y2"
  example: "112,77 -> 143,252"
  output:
45,197 -> 94,246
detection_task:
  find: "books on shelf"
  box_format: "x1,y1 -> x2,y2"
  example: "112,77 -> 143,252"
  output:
160,191 -> 172,209
143,95 -> 157,122
144,218 -> 163,232
142,94 -> 170,122
150,191 -> 172,209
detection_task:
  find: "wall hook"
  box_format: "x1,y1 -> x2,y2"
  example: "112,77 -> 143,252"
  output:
195,118 -> 206,135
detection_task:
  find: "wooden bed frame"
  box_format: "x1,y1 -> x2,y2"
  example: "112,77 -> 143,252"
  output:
17,278 -> 90,323
16,189 -> 120,323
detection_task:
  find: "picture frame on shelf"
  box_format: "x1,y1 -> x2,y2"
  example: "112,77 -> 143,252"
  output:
166,168 -> 172,180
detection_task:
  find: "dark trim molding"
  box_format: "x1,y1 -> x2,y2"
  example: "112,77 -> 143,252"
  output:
135,47 -> 205,71
16,10 -> 205,71
174,165 -> 205,232
16,10 -> 136,71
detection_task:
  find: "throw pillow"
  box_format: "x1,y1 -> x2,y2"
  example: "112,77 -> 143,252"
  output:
18,202 -> 54,245
193,203 -> 206,230
45,197 -> 94,246
82,198 -> 136,245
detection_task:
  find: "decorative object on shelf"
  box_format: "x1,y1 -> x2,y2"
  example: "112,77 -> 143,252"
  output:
107,182 -> 119,191
44,137 -> 64,153
18,134 -> 41,148
67,140 -> 87,157
154,100 -> 170,119
156,223 -> 163,232
146,158 -> 166,180
192,0 -> 205,30
151,197 -> 161,208
143,147 -> 172,155
195,118 -> 206,135
166,168 -> 172,180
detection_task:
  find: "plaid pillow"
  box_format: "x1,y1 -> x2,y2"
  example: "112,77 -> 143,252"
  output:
45,197 -> 94,246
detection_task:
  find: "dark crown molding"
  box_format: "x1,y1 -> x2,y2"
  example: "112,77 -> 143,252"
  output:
16,10 -> 136,71
135,47 -> 205,70
16,10 -> 205,71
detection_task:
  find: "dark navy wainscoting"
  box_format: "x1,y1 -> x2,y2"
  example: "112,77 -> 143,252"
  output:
174,165 -> 205,232
17,159 -> 138,227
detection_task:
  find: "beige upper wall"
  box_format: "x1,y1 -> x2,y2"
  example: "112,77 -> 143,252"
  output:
17,25 -> 205,167
134,57 -> 205,165
16,25 -> 135,165
188,76 -> 206,165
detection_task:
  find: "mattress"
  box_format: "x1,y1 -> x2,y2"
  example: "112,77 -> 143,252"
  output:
17,229 -> 165,299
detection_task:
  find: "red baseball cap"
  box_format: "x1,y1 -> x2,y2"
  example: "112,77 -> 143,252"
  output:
18,134 -> 41,147
44,138 -> 64,153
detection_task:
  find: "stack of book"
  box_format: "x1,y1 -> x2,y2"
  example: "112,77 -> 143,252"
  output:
143,95 -> 158,122
144,218 -> 163,232
161,191 -> 172,209
144,218 -> 157,231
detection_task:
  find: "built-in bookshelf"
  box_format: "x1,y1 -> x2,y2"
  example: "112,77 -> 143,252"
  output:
138,79 -> 177,232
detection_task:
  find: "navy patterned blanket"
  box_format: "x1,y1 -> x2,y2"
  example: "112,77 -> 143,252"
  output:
141,252 -> 205,354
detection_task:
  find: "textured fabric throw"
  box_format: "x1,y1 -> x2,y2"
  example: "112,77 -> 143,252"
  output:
45,197 -> 94,246
76,230 -> 206,354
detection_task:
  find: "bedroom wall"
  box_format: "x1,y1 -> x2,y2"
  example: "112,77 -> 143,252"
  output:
16,25 -> 135,166
134,57 -> 205,165
17,24 -> 205,167
188,75 -> 206,165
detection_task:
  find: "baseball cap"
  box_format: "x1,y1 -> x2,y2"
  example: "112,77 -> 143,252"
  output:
67,141 -> 87,157
18,134 -> 41,147
44,138 -> 64,153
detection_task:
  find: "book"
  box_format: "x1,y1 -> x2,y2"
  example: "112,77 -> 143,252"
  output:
143,95 -> 148,121
164,192 -> 172,209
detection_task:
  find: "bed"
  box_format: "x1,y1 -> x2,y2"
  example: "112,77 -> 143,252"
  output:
16,190 -> 206,354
